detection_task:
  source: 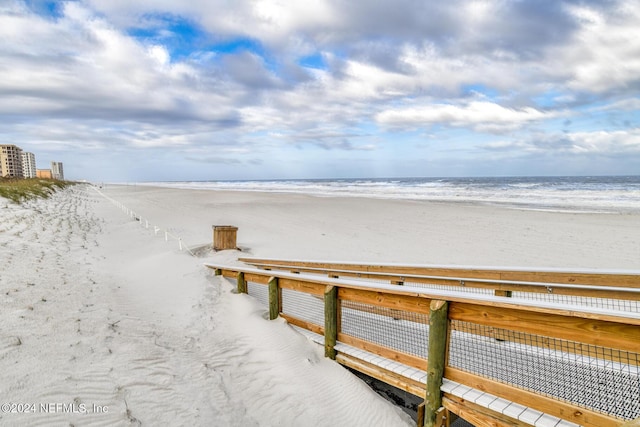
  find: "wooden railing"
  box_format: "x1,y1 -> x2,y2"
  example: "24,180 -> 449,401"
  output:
206,261 -> 640,427
240,257 -> 640,308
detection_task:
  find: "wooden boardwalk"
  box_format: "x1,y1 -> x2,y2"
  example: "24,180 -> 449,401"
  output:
206,258 -> 640,427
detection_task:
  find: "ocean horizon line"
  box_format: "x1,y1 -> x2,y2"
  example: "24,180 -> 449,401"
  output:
112,173 -> 640,184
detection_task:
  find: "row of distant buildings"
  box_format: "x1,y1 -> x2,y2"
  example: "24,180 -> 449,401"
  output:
0,144 -> 64,180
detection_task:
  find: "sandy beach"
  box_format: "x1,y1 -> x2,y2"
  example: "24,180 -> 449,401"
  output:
106,184 -> 639,269
1,184 -> 638,426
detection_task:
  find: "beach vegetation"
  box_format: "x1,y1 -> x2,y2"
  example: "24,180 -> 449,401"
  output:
0,178 -> 76,203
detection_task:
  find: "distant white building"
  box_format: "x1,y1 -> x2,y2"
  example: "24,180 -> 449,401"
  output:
21,152 -> 37,178
51,161 -> 64,180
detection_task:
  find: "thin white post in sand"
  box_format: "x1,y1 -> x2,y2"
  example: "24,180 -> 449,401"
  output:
179,238 -> 183,251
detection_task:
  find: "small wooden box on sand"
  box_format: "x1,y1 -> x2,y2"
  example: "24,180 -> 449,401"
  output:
212,225 -> 238,251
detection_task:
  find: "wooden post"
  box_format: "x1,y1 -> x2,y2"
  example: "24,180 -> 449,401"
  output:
425,300 -> 449,427
324,285 -> 338,359
237,272 -> 247,294
268,277 -> 279,320
417,402 -> 425,427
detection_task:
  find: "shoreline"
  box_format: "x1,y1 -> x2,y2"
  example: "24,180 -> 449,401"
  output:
122,181 -> 640,215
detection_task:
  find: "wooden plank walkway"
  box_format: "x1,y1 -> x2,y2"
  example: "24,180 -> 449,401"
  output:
206,260 -> 640,427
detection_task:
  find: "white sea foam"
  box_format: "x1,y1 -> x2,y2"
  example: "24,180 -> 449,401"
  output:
135,176 -> 640,213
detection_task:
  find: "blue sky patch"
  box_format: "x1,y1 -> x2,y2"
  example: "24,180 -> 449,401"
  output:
128,14 -> 270,65
299,53 -> 327,70
128,14 -> 211,61
533,90 -> 569,109
213,38 -> 265,56
24,0 -> 63,19
461,84 -> 500,100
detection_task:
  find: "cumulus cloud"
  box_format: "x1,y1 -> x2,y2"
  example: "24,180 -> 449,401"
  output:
596,98 -> 640,112
376,102 -> 561,133
1,0 -> 639,179
0,2 -> 241,125
484,128 -> 640,154
547,1 -> 640,94
277,130 -> 377,151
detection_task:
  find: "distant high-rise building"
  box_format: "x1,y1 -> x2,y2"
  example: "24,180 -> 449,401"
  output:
21,152 -> 37,178
0,144 -> 24,178
51,161 -> 64,180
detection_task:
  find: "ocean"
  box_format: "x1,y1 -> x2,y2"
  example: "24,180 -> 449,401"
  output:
139,176 -> 640,213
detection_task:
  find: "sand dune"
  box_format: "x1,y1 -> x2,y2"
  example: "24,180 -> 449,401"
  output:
0,185 -> 413,426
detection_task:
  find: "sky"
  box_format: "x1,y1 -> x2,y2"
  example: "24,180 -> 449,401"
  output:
1,0 -> 639,182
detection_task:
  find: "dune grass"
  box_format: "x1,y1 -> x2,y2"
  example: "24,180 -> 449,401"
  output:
0,178 -> 76,203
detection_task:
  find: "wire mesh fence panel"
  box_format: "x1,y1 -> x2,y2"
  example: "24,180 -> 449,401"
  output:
311,273 -> 392,286
280,287 -> 325,328
509,292 -> 640,313
404,281 -> 494,296
247,281 -> 269,307
344,276 -> 394,286
340,300 -> 429,359
402,283 -> 639,313
448,320 -> 640,420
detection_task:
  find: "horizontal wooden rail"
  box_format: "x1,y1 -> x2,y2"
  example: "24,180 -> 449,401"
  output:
215,265 -> 640,325
208,263 -> 640,427
239,257 -> 640,287
240,257 -> 640,302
